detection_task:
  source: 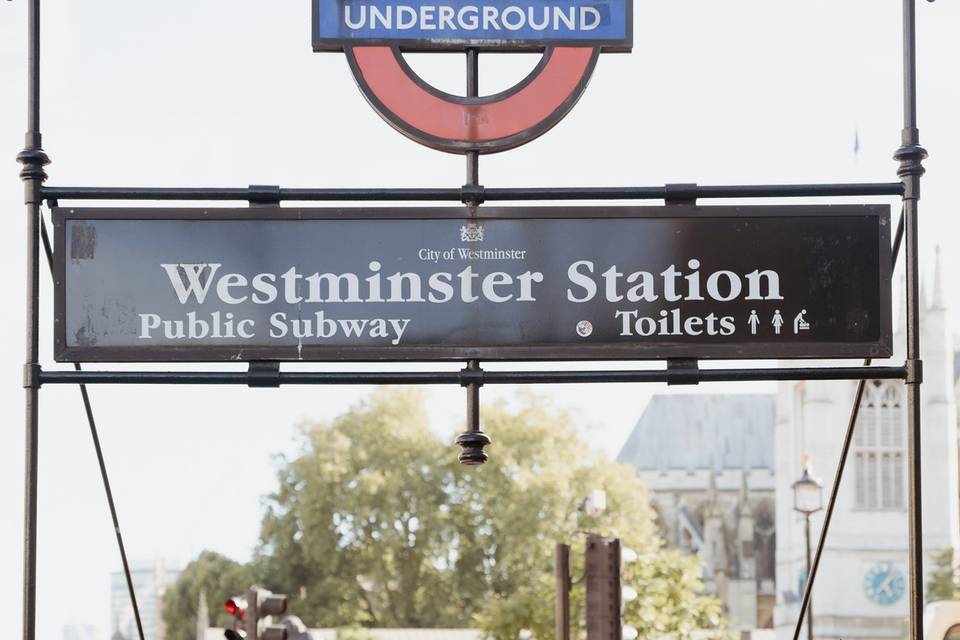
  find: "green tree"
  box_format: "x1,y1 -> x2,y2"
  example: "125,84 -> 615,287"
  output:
466,395 -> 722,640
927,547 -> 958,602
255,388 -> 457,627
165,390 -> 722,638
252,388 -> 723,639
161,551 -> 256,640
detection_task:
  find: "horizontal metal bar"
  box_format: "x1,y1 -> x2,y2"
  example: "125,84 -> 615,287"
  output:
38,365 -> 907,386
41,182 -> 904,203
43,187 -> 463,202
487,183 -> 905,201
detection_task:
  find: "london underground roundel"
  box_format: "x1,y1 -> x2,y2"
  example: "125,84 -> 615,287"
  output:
313,0 -> 632,154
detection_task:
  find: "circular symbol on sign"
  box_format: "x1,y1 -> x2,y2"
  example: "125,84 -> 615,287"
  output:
576,320 -> 593,337
346,46 -> 600,154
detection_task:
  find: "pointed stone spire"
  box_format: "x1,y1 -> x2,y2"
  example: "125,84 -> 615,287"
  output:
702,470 -> 728,581
932,245 -> 946,310
111,616 -> 122,640
920,274 -> 928,312
739,469 -> 753,517
737,468 -> 757,583
704,469 -> 722,518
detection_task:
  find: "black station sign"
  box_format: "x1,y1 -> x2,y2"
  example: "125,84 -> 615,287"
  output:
53,205 -> 892,362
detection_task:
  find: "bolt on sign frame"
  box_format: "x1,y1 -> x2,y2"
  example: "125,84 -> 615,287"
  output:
15,2 -> 932,640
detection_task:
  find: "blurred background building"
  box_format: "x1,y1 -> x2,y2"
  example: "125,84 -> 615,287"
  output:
63,625 -> 103,640
110,559 -> 181,640
620,258 -> 960,640
773,261 -> 960,640
617,394 -> 777,630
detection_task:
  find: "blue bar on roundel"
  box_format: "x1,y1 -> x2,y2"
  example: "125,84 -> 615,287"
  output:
312,0 -> 632,51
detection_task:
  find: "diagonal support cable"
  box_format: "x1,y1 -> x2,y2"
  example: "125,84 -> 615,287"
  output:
39,213 -> 146,640
791,207 -> 905,640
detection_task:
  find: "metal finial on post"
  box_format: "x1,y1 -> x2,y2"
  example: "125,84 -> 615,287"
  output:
17,146 -> 49,182
456,359 -> 490,465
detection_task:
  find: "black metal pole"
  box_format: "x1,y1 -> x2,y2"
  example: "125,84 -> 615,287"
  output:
453,52 -> 491,465
16,0 -> 49,639
556,543 -> 571,640
895,0 -> 927,637
465,48 -> 480,188
804,514 -> 813,640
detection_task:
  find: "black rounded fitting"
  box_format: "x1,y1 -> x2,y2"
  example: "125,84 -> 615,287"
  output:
455,431 -> 491,466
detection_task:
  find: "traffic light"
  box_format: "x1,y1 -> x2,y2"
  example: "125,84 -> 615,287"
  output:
222,589 -> 288,640
223,595 -> 247,640
245,587 -> 289,640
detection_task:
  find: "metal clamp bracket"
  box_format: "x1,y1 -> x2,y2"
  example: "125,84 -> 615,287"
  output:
905,358 -> 924,385
460,184 -> 486,205
247,361 -> 281,388
666,359 -> 700,386
23,363 -> 42,389
664,183 -> 698,205
458,363 -> 485,387
248,184 -> 282,205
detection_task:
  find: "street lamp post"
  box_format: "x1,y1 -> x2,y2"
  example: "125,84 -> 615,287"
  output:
792,457 -> 824,640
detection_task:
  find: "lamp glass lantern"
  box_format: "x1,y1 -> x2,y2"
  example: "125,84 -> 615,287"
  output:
792,458 -> 824,515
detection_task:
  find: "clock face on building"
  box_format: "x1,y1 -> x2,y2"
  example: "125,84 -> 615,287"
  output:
864,562 -> 906,606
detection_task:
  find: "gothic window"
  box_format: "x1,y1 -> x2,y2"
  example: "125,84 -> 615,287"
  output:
853,381 -> 905,510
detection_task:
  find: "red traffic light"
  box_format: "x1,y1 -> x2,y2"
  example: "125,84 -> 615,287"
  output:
224,597 -> 247,618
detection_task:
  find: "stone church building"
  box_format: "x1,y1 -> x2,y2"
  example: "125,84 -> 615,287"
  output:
617,395 -> 778,629
617,259 -> 960,639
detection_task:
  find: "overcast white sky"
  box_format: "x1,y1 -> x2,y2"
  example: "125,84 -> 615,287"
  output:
2,0 -> 960,637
